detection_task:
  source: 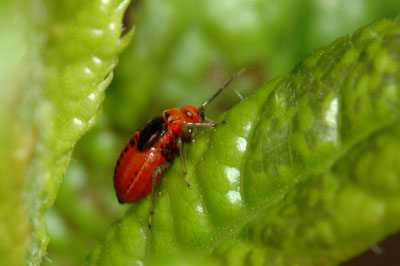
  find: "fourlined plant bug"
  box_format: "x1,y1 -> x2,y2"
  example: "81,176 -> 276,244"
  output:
113,69 -> 244,229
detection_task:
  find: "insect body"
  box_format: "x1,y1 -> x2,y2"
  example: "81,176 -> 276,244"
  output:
113,70 -> 244,228
114,105 -> 202,203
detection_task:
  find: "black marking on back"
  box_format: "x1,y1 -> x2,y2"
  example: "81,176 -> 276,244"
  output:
138,116 -> 167,151
129,138 -> 135,147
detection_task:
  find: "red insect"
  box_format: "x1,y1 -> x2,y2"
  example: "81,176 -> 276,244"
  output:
113,70 -> 244,228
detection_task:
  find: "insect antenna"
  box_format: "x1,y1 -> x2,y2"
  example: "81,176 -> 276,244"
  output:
199,68 -> 245,119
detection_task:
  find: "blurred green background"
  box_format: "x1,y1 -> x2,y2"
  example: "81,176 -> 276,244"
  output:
31,0 -> 400,265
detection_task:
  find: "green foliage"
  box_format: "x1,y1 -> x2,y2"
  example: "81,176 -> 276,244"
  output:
46,0 -> 400,264
87,19 -> 400,265
0,0 -> 133,265
1,0 -> 400,265
0,2 -> 36,265
106,0 -> 400,133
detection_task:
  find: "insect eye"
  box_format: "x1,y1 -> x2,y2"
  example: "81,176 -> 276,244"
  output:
185,111 -> 193,118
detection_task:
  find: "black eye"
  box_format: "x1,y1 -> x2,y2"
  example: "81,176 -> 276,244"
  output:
186,111 -> 193,118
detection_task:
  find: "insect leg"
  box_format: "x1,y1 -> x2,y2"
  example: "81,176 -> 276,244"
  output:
177,137 -> 190,187
185,122 -> 217,128
202,117 -> 215,124
177,120 -> 227,188
148,161 -> 171,229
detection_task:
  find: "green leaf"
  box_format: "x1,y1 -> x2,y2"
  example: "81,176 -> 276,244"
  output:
106,0 -> 400,134
0,0 -> 133,265
88,18 -> 400,265
0,2 -> 36,265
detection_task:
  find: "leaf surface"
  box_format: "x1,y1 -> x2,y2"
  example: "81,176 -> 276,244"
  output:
10,0 -> 134,264
88,18 -> 400,265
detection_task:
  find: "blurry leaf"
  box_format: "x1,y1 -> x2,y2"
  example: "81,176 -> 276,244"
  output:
107,0 -> 400,135
88,18 -> 400,265
0,0 -> 134,265
0,1 -> 39,265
